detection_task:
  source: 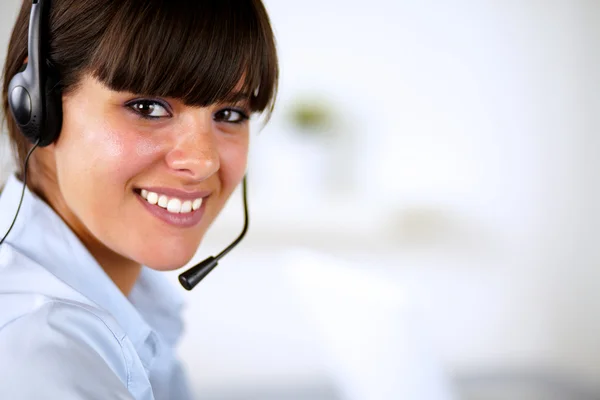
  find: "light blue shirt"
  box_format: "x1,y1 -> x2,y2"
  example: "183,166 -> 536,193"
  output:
0,175 -> 193,400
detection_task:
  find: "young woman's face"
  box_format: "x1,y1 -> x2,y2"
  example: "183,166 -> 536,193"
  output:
44,74 -> 250,270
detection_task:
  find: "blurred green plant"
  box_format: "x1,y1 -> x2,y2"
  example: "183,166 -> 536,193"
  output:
286,96 -> 337,136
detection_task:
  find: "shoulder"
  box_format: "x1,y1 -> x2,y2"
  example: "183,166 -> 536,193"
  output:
0,245 -> 136,398
0,300 -> 135,399
0,243 -> 125,339
0,300 -> 129,368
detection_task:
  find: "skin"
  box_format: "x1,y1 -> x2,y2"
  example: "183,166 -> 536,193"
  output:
28,74 -> 251,295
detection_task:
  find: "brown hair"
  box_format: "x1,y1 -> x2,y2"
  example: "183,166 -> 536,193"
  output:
2,0 -> 279,170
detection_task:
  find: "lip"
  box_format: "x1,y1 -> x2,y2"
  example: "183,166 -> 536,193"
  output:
136,187 -> 212,201
136,191 -> 206,228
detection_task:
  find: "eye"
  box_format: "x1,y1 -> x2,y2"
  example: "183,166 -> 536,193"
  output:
214,108 -> 249,124
126,99 -> 171,119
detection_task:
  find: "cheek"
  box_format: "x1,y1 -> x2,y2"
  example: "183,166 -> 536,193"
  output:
218,136 -> 249,193
54,125 -> 164,226
58,121 -> 159,185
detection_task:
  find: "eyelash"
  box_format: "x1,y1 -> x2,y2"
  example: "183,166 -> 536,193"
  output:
126,99 -> 172,120
214,108 -> 250,124
126,99 -> 250,124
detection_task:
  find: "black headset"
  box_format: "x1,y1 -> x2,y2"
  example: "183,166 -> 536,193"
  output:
8,0 -> 62,147
2,0 -> 250,291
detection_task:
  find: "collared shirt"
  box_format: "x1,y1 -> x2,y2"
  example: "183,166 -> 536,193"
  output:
0,174 -> 193,400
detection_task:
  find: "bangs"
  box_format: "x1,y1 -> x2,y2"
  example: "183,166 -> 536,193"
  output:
88,0 -> 278,114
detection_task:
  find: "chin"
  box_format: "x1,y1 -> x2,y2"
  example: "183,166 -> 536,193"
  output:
131,231 -> 207,271
138,248 -> 199,272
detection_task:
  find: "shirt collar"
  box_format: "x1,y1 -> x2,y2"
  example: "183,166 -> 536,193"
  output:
0,174 -> 183,368
129,267 -> 185,347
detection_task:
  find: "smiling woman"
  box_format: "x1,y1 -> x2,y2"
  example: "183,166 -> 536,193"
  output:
0,0 -> 278,399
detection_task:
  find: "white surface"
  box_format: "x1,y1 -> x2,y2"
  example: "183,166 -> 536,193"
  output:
283,249 -> 457,400
165,243 -> 584,395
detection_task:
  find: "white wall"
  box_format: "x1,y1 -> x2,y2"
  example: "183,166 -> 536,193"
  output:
258,0 -> 600,378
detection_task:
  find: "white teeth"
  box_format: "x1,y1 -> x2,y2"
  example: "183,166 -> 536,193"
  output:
181,200 -> 192,213
140,190 -> 203,214
147,192 -> 158,205
167,198 -> 182,213
192,198 -> 203,211
158,195 -> 169,208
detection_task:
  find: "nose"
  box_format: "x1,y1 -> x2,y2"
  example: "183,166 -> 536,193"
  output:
165,118 -> 220,181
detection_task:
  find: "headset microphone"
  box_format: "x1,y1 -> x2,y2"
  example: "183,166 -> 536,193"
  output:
178,175 -> 249,290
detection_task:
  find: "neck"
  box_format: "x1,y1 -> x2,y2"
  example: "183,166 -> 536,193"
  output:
85,240 -> 143,295
29,155 -> 142,296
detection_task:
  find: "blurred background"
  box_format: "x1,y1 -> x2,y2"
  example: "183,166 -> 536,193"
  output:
2,0 -> 600,399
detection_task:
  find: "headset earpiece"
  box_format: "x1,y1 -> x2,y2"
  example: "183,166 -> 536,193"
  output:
1,0 -> 62,246
42,62 -> 63,144
7,0 -> 62,147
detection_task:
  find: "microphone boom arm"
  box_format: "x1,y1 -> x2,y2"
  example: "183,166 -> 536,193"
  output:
178,175 -> 249,290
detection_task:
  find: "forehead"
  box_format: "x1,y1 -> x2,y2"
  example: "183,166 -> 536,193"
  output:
46,0 -> 276,114
86,2 -> 264,108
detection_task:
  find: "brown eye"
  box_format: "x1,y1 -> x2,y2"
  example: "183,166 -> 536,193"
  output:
127,100 -> 171,119
214,108 -> 249,123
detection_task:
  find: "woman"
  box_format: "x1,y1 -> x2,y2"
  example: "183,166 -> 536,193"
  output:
0,0 -> 278,399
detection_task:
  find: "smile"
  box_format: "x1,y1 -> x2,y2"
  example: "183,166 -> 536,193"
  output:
134,188 -> 208,228
139,189 -> 203,215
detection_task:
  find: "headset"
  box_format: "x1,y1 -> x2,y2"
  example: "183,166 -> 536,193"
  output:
2,0 -> 249,291
8,0 -> 61,147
